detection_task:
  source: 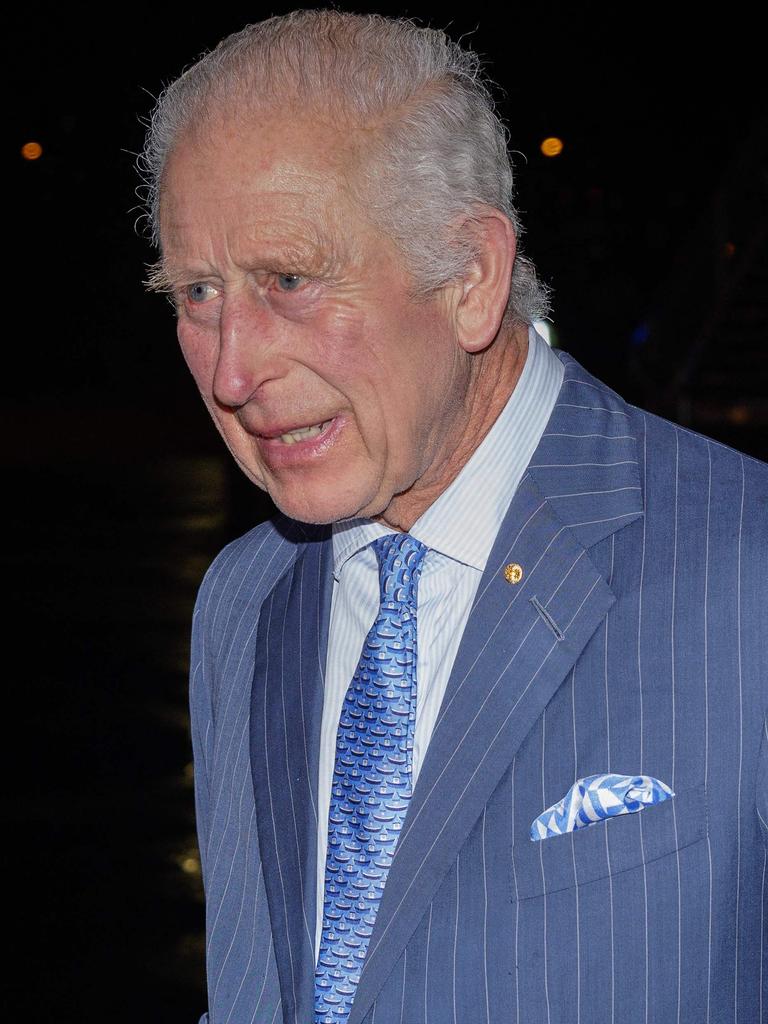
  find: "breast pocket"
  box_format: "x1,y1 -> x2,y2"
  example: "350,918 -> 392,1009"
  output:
512,783 -> 707,900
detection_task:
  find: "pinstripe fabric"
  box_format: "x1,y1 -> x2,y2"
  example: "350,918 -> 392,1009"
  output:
190,350 -> 768,1024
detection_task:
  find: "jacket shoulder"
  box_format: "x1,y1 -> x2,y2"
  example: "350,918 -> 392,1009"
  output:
628,403 -> 768,531
552,348 -> 767,549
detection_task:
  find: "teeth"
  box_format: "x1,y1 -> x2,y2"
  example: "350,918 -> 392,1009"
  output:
279,420 -> 331,444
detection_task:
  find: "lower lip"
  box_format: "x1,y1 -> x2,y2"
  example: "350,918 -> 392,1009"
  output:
256,416 -> 345,468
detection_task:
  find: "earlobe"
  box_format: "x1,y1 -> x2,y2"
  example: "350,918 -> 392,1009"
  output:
455,210 -> 517,354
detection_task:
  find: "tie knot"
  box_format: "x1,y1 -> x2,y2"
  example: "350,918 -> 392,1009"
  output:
372,533 -> 427,607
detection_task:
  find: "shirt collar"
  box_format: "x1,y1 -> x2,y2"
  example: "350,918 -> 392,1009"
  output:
331,326 -> 564,579
331,517 -> 392,581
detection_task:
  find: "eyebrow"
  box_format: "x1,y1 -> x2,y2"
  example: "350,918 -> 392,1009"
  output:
145,241 -> 348,295
144,258 -> 180,294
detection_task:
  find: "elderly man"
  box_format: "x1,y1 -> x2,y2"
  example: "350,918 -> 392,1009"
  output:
143,11 -> 767,1024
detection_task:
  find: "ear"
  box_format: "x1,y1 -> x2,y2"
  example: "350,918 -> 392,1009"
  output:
453,208 -> 517,354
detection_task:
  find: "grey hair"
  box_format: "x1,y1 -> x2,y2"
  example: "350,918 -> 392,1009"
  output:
139,9 -> 550,324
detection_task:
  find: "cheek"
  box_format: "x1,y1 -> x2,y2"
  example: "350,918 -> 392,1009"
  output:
312,299 -> 420,385
313,303 -> 453,443
298,306 -> 388,414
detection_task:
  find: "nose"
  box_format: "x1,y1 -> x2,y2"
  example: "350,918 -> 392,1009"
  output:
212,293 -> 284,408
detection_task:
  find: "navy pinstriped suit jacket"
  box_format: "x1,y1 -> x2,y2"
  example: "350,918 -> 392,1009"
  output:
190,350 -> 767,1024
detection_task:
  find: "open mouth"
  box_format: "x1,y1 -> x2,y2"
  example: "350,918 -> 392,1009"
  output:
260,418 -> 335,445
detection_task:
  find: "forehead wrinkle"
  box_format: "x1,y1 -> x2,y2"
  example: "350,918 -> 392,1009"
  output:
158,209 -> 351,287
239,207 -> 354,276
158,117 -> 381,282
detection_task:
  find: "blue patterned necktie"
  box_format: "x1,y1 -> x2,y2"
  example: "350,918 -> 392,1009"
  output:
314,533 -> 428,1023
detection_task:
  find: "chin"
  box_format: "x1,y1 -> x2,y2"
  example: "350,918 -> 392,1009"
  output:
268,490 -> 353,526
269,479 -> 385,526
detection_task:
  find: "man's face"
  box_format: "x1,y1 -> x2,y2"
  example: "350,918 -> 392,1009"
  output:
159,115 -> 473,526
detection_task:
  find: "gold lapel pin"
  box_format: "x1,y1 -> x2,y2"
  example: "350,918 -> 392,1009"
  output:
503,563 -> 524,584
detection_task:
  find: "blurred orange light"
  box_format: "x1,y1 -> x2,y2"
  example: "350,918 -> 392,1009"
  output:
724,241 -> 736,258
541,137 -> 564,157
729,404 -> 749,425
21,141 -> 43,161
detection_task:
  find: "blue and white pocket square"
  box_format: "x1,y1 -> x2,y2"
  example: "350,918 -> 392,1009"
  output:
530,773 -> 674,841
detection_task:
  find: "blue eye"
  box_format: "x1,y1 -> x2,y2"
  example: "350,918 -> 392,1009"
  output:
186,281 -> 218,303
277,273 -> 303,291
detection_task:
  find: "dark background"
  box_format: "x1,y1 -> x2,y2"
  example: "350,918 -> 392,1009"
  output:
7,5 -> 766,1021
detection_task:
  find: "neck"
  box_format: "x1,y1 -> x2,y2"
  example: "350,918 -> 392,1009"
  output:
375,323 -> 530,532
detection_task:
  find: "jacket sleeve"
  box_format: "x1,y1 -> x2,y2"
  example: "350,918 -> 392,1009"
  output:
189,570 -> 217,894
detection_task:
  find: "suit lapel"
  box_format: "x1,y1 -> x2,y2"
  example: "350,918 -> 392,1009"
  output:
349,354 -> 645,1023
250,525 -> 333,1023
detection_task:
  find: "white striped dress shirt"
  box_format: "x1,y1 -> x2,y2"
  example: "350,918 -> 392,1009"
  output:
315,326 -> 564,951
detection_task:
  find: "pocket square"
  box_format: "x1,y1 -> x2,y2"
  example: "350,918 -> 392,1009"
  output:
530,773 -> 674,841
